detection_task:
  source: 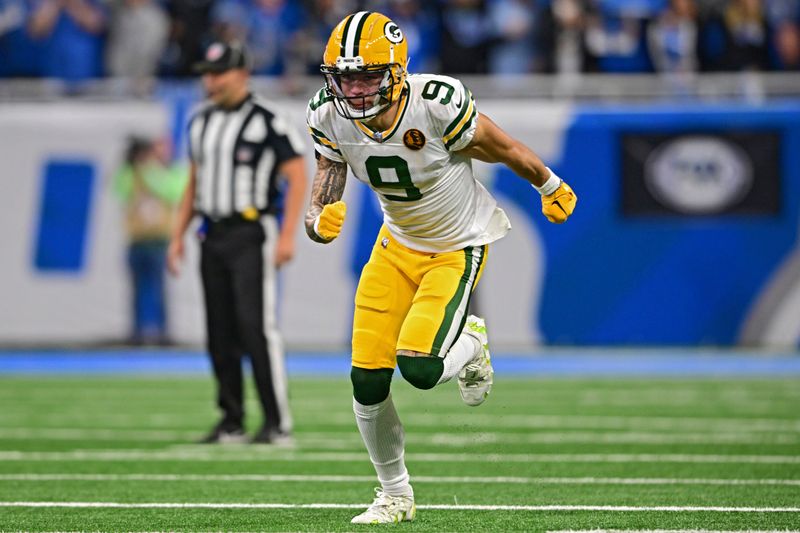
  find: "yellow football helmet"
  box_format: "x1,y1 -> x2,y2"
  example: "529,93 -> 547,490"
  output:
321,11 -> 408,120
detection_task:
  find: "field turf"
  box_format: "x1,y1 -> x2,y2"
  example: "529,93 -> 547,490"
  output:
0,371 -> 798,532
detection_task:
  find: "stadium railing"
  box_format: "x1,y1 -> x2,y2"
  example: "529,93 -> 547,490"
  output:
2,72 -> 800,103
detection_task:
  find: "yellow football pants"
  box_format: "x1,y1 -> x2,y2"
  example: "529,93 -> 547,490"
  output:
352,225 -> 488,370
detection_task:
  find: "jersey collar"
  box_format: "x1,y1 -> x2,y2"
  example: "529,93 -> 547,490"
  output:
354,82 -> 410,143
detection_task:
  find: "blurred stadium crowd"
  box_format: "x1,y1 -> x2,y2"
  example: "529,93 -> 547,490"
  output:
0,0 -> 798,84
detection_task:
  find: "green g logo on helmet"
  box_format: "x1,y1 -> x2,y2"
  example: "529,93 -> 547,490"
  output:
384,21 -> 404,44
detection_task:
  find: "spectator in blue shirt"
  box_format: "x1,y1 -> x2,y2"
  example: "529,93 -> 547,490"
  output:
0,0 -> 41,77
487,0 -> 539,74
28,0 -> 107,81
584,1 -> 653,72
299,0 -> 356,75
647,0 -> 699,74
385,0 -> 440,73
212,0 -> 306,76
438,0 -> 491,73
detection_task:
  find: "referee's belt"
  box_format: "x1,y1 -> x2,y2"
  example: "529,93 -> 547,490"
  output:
206,207 -> 263,227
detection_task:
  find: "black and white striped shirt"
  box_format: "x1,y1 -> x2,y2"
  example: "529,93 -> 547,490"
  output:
188,93 -> 304,219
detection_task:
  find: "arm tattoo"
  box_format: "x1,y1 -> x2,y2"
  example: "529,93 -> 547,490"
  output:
304,156 -> 348,243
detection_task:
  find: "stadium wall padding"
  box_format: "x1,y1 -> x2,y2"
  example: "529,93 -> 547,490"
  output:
0,97 -> 797,348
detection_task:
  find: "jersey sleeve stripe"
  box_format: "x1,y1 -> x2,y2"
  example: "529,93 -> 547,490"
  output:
311,136 -> 342,155
444,105 -> 477,149
442,88 -> 474,139
443,97 -> 476,148
308,125 -> 334,143
308,127 -> 342,154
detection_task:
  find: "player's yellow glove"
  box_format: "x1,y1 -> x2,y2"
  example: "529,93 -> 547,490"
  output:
536,168 -> 577,224
542,182 -> 577,224
314,200 -> 347,241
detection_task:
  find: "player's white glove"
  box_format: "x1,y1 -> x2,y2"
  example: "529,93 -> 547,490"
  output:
535,168 -> 577,224
314,201 -> 347,241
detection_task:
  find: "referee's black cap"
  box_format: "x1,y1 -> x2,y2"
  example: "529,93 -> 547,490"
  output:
193,41 -> 251,74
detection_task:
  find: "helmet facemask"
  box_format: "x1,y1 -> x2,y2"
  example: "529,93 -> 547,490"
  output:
321,58 -> 404,121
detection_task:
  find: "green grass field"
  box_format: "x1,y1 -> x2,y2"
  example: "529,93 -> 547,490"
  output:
0,374 -> 798,532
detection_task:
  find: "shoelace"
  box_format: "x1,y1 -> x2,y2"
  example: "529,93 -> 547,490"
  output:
464,362 -> 482,373
463,365 -> 487,385
369,490 -> 407,514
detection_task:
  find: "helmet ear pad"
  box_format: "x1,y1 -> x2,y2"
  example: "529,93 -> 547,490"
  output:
385,64 -> 406,103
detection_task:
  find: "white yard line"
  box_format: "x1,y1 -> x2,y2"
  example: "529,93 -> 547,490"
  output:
314,413 -> 800,432
0,428 -> 797,445
419,431 -> 800,446
1,413 -> 798,432
0,501 -> 798,512
1,474 -> 798,486
1,449 -> 798,464
0,428 -> 195,441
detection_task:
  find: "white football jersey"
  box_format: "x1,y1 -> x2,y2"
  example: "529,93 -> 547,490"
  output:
307,73 -> 510,253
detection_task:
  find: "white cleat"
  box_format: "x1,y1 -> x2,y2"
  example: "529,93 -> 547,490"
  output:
458,315 -> 494,407
350,488 -> 416,524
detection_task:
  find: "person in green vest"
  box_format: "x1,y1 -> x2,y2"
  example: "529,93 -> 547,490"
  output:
113,136 -> 187,345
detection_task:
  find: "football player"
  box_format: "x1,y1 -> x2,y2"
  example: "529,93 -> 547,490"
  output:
304,11 -> 577,524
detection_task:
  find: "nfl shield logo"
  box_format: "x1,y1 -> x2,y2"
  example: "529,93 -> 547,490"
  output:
206,43 -> 225,61
236,147 -> 253,162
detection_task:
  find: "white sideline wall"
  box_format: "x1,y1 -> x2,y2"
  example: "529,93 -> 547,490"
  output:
0,99 -> 569,349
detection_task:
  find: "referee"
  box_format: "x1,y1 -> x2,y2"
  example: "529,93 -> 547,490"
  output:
168,41 -> 307,444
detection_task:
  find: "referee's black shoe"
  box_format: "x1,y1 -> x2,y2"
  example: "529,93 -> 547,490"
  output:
251,426 -> 293,446
197,421 -> 247,444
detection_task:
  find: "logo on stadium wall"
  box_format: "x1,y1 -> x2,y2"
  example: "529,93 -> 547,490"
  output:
644,136 -> 753,214
403,129 -> 425,150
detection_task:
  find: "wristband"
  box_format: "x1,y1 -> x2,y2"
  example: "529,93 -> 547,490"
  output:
313,215 -> 322,237
532,168 -> 561,196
